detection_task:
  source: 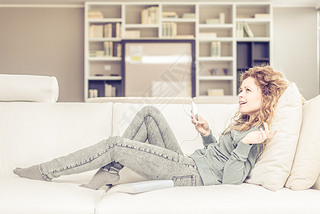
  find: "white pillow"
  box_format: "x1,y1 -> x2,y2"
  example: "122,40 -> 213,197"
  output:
246,83 -> 302,191
0,74 -> 59,102
285,95 -> 320,190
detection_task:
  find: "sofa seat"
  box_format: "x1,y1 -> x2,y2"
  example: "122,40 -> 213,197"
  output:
96,183 -> 320,214
0,175 -> 105,214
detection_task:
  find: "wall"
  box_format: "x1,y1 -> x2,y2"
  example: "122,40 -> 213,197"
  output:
273,7 -> 318,100
0,7 -> 84,102
0,6 -> 318,101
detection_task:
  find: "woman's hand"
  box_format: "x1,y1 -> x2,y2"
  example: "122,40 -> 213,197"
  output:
242,122 -> 277,145
191,113 -> 210,136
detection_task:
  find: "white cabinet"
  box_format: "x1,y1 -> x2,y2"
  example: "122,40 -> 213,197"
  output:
84,2 -> 272,101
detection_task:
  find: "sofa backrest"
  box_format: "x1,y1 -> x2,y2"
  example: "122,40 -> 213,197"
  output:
0,102 -> 113,176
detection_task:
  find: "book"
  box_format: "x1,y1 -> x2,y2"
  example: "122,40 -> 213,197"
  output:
125,30 -> 140,39
162,11 -> 178,19
111,180 -> 174,194
103,23 -> 112,38
89,24 -> 103,38
141,6 -> 159,24
211,41 -> 221,57
242,22 -> 254,37
199,33 -> 217,40
254,13 -> 270,19
88,10 -> 103,19
104,41 -> 113,57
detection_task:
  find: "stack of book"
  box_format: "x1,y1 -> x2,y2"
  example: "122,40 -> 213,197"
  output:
88,10 -> 103,19
89,23 -> 121,38
89,50 -> 105,57
125,30 -> 140,39
236,22 -> 254,38
211,41 -> 221,57
88,89 -> 98,98
199,32 -> 217,40
105,83 -> 116,97
162,11 -> 178,19
141,6 -> 159,24
206,13 -> 225,24
162,22 -> 177,38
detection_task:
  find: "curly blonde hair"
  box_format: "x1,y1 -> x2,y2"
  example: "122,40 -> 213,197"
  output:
227,65 -> 289,133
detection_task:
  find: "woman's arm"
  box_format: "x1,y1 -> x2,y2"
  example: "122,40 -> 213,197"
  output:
192,114 -> 217,146
222,142 -> 259,184
222,123 -> 275,184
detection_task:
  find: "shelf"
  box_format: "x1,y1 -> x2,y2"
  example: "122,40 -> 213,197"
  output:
88,18 -> 122,23
237,37 -> 270,42
199,38 -> 233,42
236,18 -> 270,23
199,76 -> 234,80
85,2 -> 271,100
125,24 -> 159,28
198,57 -> 234,61
89,38 -> 122,42
89,57 -> 122,61
162,18 -> 196,23
88,76 -> 122,81
198,24 -> 233,29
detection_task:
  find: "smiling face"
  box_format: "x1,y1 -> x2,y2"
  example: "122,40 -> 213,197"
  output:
238,77 -> 263,116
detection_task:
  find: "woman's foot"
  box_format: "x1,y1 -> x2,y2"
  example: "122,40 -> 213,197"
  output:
80,168 -> 120,190
13,165 -> 49,181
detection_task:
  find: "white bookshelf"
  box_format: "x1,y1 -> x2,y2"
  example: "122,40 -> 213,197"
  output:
84,2 -> 272,101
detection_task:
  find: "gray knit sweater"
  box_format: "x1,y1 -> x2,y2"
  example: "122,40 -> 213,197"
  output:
190,127 -> 262,186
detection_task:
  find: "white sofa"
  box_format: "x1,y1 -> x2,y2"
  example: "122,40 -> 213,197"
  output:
1,75 -> 320,214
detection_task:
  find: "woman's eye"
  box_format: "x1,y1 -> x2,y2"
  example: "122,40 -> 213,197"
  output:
246,88 -> 251,92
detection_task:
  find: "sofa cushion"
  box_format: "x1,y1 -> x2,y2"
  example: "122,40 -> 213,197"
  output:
0,102 -> 113,178
246,83 -> 303,191
286,95 -> 320,190
95,183 -> 320,214
0,176 -> 104,214
0,74 -> 59,102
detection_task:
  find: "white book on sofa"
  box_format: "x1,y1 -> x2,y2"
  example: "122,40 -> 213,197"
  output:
111,180 -> 174,194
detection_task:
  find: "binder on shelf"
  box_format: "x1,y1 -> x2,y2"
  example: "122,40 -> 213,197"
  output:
162,22 -> 177,38
104,41 -> 113,57
103,23 -> 112,38
116,43 -> 122,57
211,41 -> 221,57
115,23 -> 121,38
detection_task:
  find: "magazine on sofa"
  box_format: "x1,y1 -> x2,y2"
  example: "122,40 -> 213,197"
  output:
111,180 -> 174,194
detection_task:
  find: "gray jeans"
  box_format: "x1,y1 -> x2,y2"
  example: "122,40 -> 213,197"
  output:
40,106 -> 203,186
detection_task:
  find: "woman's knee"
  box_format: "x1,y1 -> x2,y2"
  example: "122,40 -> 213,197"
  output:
139,105 -> 161,116
102,136 -> 123,148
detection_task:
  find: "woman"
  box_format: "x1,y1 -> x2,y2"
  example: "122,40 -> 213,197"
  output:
14,65 -> 288,189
